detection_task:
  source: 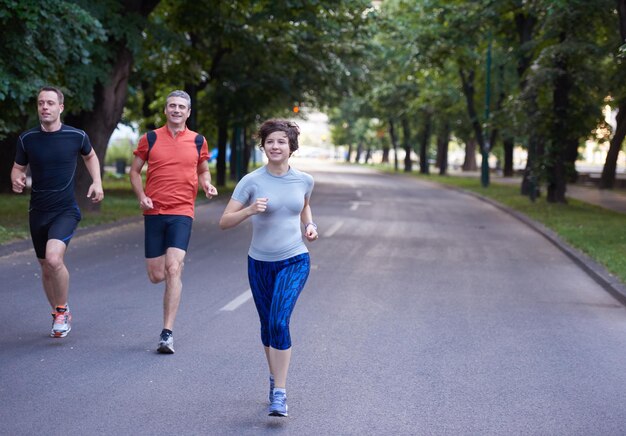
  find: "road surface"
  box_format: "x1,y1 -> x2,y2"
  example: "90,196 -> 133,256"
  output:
2,161 -> 626,435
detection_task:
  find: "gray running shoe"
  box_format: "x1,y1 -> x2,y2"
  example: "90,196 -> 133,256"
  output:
51,306 -> 72,338
269,390 -> 288,417
157,331 -> 174,354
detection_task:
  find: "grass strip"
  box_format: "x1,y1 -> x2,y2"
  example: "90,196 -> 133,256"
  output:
0,171 -> 234,245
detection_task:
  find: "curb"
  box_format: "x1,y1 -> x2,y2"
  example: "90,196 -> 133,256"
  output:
450,186 -> 626,307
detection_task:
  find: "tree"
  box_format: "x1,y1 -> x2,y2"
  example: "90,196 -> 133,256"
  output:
63,0 -> 159,211
135,0 -> 374,185
600,0 -> 626,189
387,0 -> 492,175
0,0 -> 105,192
522,0 -> 613,202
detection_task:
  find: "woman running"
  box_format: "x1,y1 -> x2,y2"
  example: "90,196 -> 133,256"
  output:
219,119 -> 318,417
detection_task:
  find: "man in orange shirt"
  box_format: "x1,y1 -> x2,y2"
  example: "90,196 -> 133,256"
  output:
130,90 -> 218,354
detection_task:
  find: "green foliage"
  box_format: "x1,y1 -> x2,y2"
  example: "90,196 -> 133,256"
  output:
325,0 -> 623,196
125,0 -> 375,136
2,0 -> 625,197
0,0 -> 106,137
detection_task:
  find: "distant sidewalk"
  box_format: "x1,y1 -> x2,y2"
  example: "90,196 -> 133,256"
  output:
563,184 -> 626,214
451,171 -> 626,215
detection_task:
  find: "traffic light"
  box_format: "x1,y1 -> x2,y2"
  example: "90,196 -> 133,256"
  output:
293,106 -> 299,113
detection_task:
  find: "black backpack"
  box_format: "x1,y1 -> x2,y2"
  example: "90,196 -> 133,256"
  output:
145,130 -> 205,160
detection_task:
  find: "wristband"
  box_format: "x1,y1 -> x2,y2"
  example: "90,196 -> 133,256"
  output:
304,222 -> 317,230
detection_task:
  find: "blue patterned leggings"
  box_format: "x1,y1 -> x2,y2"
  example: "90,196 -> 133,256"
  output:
247,253 -> 310,350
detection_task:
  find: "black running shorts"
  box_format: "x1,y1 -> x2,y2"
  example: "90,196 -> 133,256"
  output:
144,214 -> 193,258
29,207 -> 81,259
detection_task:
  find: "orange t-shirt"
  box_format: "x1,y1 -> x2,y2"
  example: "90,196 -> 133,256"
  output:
134,125 -> 209,218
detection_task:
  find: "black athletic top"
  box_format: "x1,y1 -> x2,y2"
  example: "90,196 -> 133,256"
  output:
15,124 -> 92,211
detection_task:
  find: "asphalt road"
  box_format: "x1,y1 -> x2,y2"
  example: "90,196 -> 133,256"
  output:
2,161 -> 626,435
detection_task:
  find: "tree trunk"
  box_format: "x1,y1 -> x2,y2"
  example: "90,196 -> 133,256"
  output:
355,142 -> 363,163
515,11 -> 536,81
388,119 -> 399,172
243,126 -> 251,176
419,111 -> 432,174
519,69 -> 543,198
184,83 -> 198,132
216,112 -> 228,187
346,144 -> 352,163
600,1 -> 626,189
401,117 -> 412,172
459,67 -> 485,153
65,0 -> 159,211
140,80 -> 157,131
489,64 -> 506,153
503,136 -> 514,177
620,0 -> 626,38
546,33 -> 570,204
65,48 -> 134,212
462,139 -> 478,171
515,8 -> 540,198
546,152 -> 566,203
0,132 -> 22,193
564,138 -> 579,184
437,122 -> 450,176
229,125 -> 237,181
521,134 -> 542,199
600,101 -> 626,188
522,140 -> 542,199
381,145 -> 389,164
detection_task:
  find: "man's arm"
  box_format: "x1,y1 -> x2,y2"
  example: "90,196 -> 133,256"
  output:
81,149 -> 104,202
129,155 -> 153,210
10,163 -> 27,193
197,160 -> 218,199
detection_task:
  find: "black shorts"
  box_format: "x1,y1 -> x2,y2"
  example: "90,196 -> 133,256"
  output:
144,214 -> 193,259
29,207 -> 81,259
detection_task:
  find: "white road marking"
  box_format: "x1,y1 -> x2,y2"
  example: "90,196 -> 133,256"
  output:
349,201 -> 372,211
220,289 -> 252,311
324,221 -> 344,237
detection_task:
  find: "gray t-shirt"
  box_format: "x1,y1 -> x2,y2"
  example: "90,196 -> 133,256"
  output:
231,165 -> 314,261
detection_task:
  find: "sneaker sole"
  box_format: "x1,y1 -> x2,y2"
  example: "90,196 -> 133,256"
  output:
268,410 -> 288,417
157,344 -> 175,354
51,327 -> 71,338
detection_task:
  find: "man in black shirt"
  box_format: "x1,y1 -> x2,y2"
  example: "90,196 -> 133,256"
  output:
11,86 -> 104,338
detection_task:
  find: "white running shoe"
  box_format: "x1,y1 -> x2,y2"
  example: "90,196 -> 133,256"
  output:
51,306 -> 72,338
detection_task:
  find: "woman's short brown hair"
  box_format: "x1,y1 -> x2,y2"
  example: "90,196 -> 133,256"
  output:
258,119 -> 300,153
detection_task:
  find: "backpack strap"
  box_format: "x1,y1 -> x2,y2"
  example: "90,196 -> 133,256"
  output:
145,130 -> 157,161
194,134 -> 204,156
145,131 -> 204,160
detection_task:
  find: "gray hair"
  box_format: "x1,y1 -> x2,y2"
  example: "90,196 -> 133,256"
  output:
165,90 -> 191,109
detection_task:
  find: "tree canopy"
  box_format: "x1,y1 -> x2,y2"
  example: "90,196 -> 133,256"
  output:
2,0 -> 625,204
